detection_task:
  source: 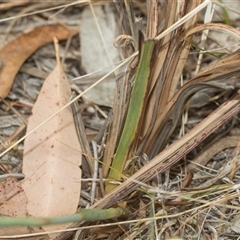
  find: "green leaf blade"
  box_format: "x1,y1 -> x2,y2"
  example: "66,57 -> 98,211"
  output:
106,40 -> 155,192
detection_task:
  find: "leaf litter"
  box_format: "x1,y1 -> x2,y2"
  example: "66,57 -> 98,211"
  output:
0,24 -> 78,99
0,1 -> 240,240
22,38 -> 82,234
0,177 -> 48,239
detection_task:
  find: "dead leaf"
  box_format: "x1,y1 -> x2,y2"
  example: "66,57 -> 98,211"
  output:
0,24 -> 78,99
0,177 -> 48,239
0,176 -> 27,217
80,5 -> 119,106
22,60 -> 82,221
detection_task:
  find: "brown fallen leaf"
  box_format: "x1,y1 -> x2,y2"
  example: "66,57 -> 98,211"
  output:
22,38 -> 82,230
0,24 -> 78,99
0,176 -> 27,217
0,177 -> 48,239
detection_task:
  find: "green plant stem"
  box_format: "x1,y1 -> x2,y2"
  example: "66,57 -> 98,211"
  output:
0,207 -> 129,227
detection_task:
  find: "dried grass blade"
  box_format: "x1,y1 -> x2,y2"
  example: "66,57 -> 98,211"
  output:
93,89 -> 240,209
143,48 -> 240,156
156,0 -> 202,110
140,1 -> 202,144
140,2 -> 176,139
186,22 -> 240,40
146,0 -> 158,39
123,0 -> 136,41
187,136 -> 240,173
71,92 -> 94,175
102,64 -> 131,177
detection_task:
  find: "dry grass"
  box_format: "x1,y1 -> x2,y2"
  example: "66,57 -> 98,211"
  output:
1,0 -> 240,239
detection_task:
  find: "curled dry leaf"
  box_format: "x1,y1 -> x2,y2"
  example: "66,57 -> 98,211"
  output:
185,22 -> 240,40
0,24 -> 78,99
22,63 -> 82,220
